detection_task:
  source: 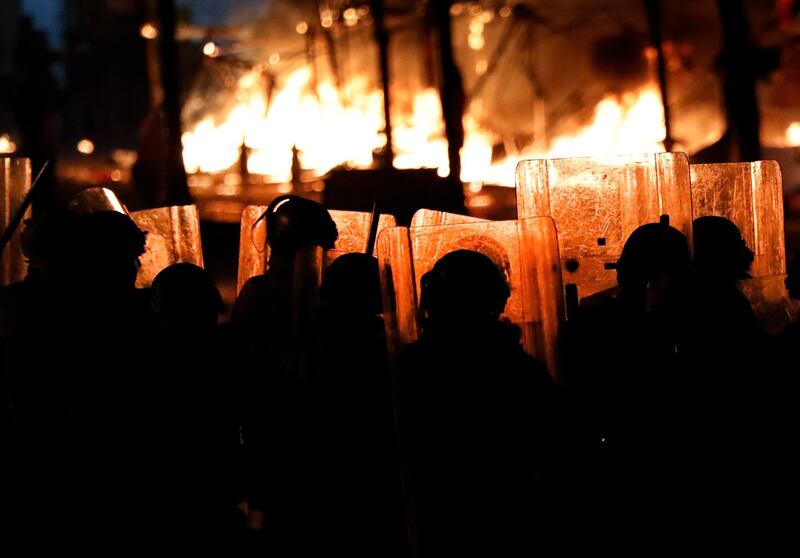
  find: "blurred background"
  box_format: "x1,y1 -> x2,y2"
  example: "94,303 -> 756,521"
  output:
3,0 -> 800,297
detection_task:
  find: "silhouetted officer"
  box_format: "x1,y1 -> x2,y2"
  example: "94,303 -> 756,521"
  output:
565,223 -> 691,556
3,210 -> 152,552
146,263 -> 246,552
230,195 -> 337,551
295,253 -> 406,556
398,250 -> 557,556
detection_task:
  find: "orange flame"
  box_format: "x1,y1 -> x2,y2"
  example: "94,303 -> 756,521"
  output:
182,68 -> 666,187
0,134 -> 17,154
786,122 -> 800,146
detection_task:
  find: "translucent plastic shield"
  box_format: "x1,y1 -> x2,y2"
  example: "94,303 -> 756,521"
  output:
1,157 -> 31,286
325,209 -> 397,264
130,205 -> 204,288
237,205 -> 396,293
516,153 -> 693,300
410,209 -> 485,227
737,275 -> 800,335
237,205 -> 269,294
690,161 -> 785,277
378,217 -> 564,377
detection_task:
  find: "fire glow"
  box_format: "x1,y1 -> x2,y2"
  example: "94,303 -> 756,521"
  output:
0,134 -> 17,154
181,67 -> 666,187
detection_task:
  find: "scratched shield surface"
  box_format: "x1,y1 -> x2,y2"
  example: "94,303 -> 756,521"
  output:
691,161 -> 790,329
324,210 -> 396,265
237,205 -> 396,293
690,161 -> 785,277
1,158 -> 31,287
131,205 -> 204,288
516,152 -> 693,300
378,218 -> 564,378
410,208 -> 486,228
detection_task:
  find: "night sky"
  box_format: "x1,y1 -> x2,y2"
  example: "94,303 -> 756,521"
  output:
21,0 -> 271,47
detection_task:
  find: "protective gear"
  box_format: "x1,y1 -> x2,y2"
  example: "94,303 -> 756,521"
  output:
420,249 -> 511,323
616,223 -> 690,293
693,216 -> 754,279
260,195 -> 338,256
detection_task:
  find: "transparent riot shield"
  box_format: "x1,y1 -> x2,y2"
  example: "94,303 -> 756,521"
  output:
1,157 -> 31,286
378,217 -> 564,378
690,161 -> 794,332
237,205 -> 397,293
690,161 -> 785,277
410,208 -> 485,227
516,153 -> 693,301
736,274 -> 800,335
289,245 -> 325,382
325,209 -> 397,263
130,205 -> 204,288
237,205 -> 269,294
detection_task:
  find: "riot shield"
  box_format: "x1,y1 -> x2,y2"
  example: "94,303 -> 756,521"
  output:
130,205 -> 204,288
736,274 -> 800,335
516,152 -> 693,301
237,205 -> 396,293
237,205 -> 269,294
410,208 -> 485,227
690,161 -> 785,277
325,209 -> 397,263
1,157 -> 31,286
691,161 -> 792,331
378,217 -> 564,378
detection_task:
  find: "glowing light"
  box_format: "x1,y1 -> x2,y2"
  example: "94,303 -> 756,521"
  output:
479,10 -> 494,24
110,169 -> 123,182
320,10 -> 333,28
344,7 -> 358,26
269,53 -> 281,65
0,134 -> 16,153
499,6 -> 513,18
296,21 -> 308,34
469,20 -> 484,33
77,139 -> 95,155
203,41 -> 219,57
140,23 -> 158,40
475,60 -> 488,75
468,18 -> 485,50
182,65 -> 666,187
468,34 -> 485,50
450,3 -> 464,16
787,122 -> 800,146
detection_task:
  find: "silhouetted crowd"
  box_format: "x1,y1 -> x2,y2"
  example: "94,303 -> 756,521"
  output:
1,195 -> 797,556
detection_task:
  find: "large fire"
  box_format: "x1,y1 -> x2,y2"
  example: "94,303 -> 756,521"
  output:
182,67 -> 666,187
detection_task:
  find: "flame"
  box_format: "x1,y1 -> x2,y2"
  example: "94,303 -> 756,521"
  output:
0,134 -> 16,153
182,67 -> 666,187
787,122 -> 800,146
